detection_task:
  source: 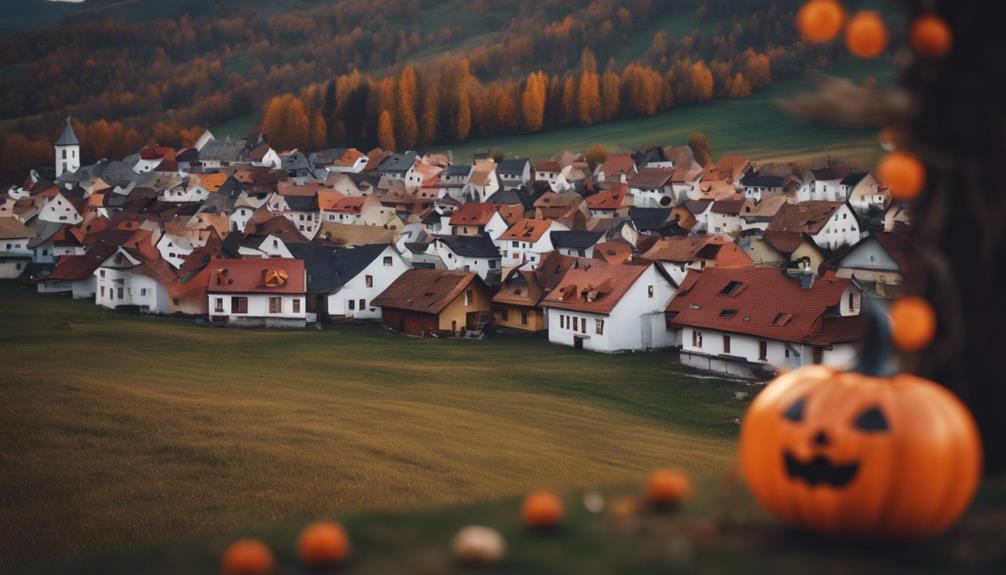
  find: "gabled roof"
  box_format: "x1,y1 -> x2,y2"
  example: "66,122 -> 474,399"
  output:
288,243 -> 394,294
43,245 -> 116,281
435,235 -> 500,258
629,207 -> 673,231
449,202 -> 497,226
378,152 -> 418,174
769,201 -> 846,235
629,167 -> 675,189
200,138 -> 247,163
497,158 -> 530,176
542,260 -> 649,315
0,217 -> 31,239
549,230 -> 605,250
372,269 -> 483,314
499,219 -> 554,242
316,222 -> 396,247
666,267 -> 859,344
207,258 -> 305,294
840,171 -> 869,187
585,184 -> 629,210
740,172 -> 786,188
598,154 -> 636,177
493,251 -> 580,307
443,164 -> 472,178
710,198 -> 745,215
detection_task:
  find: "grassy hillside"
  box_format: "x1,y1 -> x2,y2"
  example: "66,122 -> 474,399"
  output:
447,58 -> 894,165
0,281 -> 749,572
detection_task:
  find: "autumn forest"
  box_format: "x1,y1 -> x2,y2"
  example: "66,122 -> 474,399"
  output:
0,0 -> 842,184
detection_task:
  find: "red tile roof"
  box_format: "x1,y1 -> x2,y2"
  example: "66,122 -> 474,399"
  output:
641,235 -> 752,267
449,202 -> 497,226
499,218 -> 554,242
593,240 -> 634,264
585,184 -> 629,210
207,258 -> 306,294
667,267 -> 858,344
542,260 -> 649,315
598,154 -> 636,177
769,201 -> 844,235
629,167 -> 675,189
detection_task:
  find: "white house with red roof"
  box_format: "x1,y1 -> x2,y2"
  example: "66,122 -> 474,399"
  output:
496,218 -> 569,269
541,260 -> 677,352
666,267 -> 863,379
448,202 -> 509,240
207,258 -> 307,327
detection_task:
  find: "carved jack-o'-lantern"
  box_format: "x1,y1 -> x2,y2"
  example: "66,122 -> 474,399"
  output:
263,269 -> 288,288
740,301 -> 982,540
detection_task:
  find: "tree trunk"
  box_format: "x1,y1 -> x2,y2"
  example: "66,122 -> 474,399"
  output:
902,1 -> 1006,473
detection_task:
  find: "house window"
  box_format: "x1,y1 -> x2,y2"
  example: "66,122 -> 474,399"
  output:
349,300 -> 356,310
723,335 -> 731,354
596,319 -> 604,335
100,270 -> 105,277
512,241 -> 519,248
517,311 -> 526,325
489,260 -> 498,269
140,288 -> 148,296
581,319 -> 587,334
572,317 -> 579,331
501,308 -> 509,321
465,289 -> 473,306
759,340 -> 768,361
232,296 -> 248,314
117,287 -> 124,299
292,299 -> 301,313
365,275 -> 374,288
214,298 -> 224,313
100,286 -> 105,297
359,299 -> 365,310
269,297 -> 282,314
273,239 -> 279,248
383,256 -> 393,266
692,330 -> 703,348
648,285 -> 654,298
560,315 -> 565,329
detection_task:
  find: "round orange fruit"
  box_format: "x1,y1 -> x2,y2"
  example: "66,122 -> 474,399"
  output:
297,521 -> 351,567
878,151 -> 926,200
846,11 -> 888,58
911,15 -> 953,59
221,539 -> 274,575
522,490 -> 564,529
890,297 -> 937,352
797,0 -> 846,44
646,469 -> 691,508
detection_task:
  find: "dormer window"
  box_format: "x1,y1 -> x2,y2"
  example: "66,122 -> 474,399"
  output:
719,281 -> 744,296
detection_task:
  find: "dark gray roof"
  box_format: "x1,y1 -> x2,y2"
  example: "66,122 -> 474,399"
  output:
550,230 -> 605,250
55,117 -> 79,146
309,148 -> 348,167
27,221 -> 67,248
444,164 -> 472,178
281,151 -> 311,171
200,138 -> 247,163
288,243 -> 393,294
436,235 -> 500,258
740,172 -> 786,188
629,207 -> 674,231
497,159 -> 530,176
840,171 -> 869,187
284,195 -> 318,212
378,152 -> 418,174
488,186 -> 533,209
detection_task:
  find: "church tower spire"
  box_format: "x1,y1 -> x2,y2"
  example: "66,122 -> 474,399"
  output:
54,116 -> 80,178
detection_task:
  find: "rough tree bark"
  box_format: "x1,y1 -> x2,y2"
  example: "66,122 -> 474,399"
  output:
901,1 -> 1006,473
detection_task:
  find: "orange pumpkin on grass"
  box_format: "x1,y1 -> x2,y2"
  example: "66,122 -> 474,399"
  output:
740,300 -> 982,539
645,469 -> 691,509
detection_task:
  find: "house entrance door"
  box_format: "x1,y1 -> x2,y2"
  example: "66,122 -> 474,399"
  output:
573,336 -> 584,350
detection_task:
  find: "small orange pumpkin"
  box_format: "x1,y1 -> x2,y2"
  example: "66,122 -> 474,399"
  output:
845,11 -> 888,58
911,15 -> 953,59
645,469 -> 691,509
221,539 -> 274,575
796,0 -> 846,44
522,490 -> 564,529
740,302 -> 982,539
297,521 -> 351,567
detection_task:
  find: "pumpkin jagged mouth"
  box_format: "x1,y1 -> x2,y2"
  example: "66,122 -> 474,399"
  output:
783,451 -> 859,488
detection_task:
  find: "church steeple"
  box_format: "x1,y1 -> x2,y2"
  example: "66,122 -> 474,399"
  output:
55,116 -> 80,178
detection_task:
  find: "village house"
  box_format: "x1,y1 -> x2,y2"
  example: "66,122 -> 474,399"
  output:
496,158 -> 532,190
433,235 -> 501,283
845,172 -> 891,215
667,267 -> 863,379
594,154 -> 637,184
768,201 -> 861,251
549,230 -> 605,258
496,218 -> 569,269
586,184 -> 631,218
38,191 -> 84,225
628,167 -> 678,208
492,251 -> 578,334
37,244 -> 117,298
707,199 -> 745,235
795,166 -> 851,203
448,202 -> 509,239
541,259 -> 677,352
372,268 -> 492,336
463,159 -> 500,202
533,160 -> 563,190
377,152 -> 419,186
288,243 -> 410,320
0,217 -> 33,278
834,231 -> 909,299
739,193 -> 789,232
207,258 -> 307,327
641,235 -> 752,285
94,238 -> 177,314
739,171 -> 787,202
439,164 -> 472,200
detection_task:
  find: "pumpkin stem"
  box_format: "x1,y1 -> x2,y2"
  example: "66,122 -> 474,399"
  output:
854,297 -> 899,377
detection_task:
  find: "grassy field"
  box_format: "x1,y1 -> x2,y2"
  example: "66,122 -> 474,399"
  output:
0,281 -> 749,572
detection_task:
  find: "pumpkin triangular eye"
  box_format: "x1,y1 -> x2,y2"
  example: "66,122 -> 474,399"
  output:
783,397 -> 806,422
854,406 -> 889,432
